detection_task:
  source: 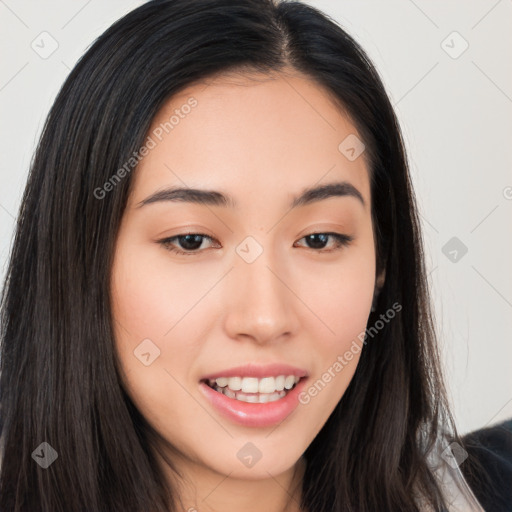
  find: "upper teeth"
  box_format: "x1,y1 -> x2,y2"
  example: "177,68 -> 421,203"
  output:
210,375 -> 300,394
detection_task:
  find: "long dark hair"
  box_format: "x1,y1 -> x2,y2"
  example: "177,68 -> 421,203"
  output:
0,0 -> 491,510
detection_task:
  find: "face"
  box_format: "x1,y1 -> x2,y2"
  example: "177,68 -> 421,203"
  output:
110,69 -> 378,483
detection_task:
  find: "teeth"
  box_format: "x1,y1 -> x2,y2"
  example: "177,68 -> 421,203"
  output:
227,376 -> 242,390
244,394 -> 258,403
212,374 -> 301,394
223,387 -> 236,399
216,377 -> 229,387
258,377 -> 275,393
212,384 -> 287,403
284,375 -> 296,390
241,377 -> 259,393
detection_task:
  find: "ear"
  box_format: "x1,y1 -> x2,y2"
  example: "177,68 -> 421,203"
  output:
371,268 -> 386,312
375,268 -> 386,291
375,267 -> 386,294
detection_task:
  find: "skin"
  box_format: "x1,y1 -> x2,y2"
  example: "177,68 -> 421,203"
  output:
111,68 -> 384,512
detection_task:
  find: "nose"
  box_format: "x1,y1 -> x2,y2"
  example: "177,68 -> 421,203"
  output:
222,248 -> 300,345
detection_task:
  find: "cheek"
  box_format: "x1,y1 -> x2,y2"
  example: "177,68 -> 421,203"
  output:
293,246 -> 375,347
295,272 -> 371,434
291,244 -> 375,417
110,240 -> 205,415
110,263 -> 207,450
110,238 -> 212,340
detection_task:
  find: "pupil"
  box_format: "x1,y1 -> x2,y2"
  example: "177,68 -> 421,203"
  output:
306,233 -> 328,249
179,234 -> 203,250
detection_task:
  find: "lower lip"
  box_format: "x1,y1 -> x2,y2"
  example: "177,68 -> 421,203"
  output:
199,378 -> 308,428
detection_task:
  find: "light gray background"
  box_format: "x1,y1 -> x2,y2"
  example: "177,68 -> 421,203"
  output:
1,0 -> 511,435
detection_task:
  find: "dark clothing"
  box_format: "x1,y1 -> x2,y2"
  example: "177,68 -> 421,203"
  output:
460,418 -> 512,511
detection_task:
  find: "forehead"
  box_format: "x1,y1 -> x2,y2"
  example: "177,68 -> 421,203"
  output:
130,69 -> 371,209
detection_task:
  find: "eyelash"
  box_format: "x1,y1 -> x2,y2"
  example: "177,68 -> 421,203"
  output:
158,232 -> 354,256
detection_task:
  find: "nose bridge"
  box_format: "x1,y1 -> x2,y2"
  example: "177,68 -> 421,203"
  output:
223,237 -> 299,343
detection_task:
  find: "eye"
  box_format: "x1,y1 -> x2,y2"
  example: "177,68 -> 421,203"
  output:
158,233 -> 220,256
158,231 -> 353,256
294,232 -> 353,252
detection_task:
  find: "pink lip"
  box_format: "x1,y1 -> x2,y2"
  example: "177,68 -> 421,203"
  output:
199,376 -> 308,428
200,363 -> 308,381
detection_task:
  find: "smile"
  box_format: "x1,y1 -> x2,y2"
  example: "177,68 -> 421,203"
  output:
206,375 -> 301,403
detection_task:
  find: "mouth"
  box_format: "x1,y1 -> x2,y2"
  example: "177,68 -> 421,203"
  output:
199,365 -> 310,427
201,375 -> 304,404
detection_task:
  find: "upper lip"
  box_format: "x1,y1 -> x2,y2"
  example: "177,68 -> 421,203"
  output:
200,363 -> 309,381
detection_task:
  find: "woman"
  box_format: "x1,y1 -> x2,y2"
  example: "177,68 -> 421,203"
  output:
0,0 -> 509,510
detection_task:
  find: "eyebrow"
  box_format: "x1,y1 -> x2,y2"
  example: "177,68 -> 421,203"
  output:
136,181 -> 365,209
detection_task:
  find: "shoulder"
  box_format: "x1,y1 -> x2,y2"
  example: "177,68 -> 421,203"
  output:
459,418 -> 512,512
